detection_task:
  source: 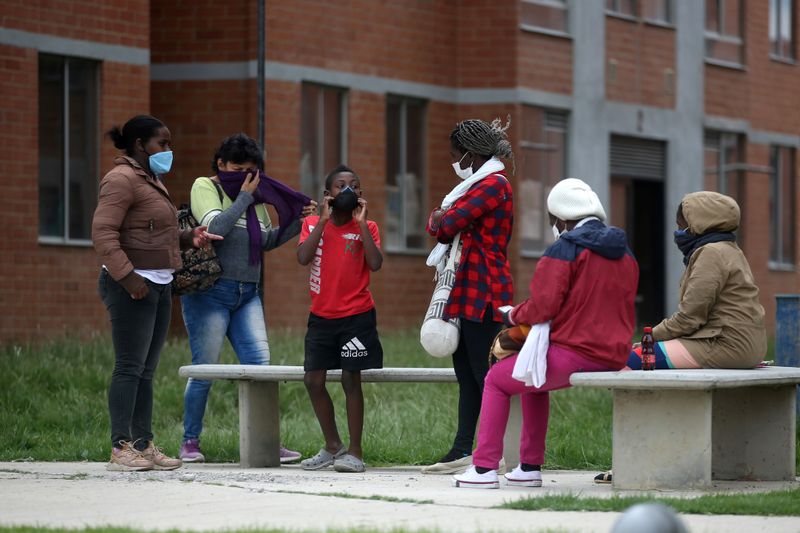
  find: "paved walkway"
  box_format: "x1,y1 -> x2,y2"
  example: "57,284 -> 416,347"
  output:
0,462 -> 798,532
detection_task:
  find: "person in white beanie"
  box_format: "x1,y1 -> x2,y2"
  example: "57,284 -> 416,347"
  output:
453,178 -> 639,489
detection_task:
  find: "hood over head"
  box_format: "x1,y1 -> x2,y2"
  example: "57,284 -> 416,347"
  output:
681,191 -> 740,235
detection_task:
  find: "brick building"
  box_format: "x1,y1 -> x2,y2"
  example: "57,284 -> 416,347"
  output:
1,0 -> 798,342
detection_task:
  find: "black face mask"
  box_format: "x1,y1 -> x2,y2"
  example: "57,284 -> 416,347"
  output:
331,186 -> 359,212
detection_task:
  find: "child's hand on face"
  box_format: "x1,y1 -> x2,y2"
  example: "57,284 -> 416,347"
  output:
320,195 -> 334,221
301,200 -> 318,218
354,198 -> 368,224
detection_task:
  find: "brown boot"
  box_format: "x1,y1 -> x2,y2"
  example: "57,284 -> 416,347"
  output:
142,441 -> 183,471
107,442 -> 153,472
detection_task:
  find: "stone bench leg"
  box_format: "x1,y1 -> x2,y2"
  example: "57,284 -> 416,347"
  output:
712,386 -> 797,481
239,381 -> 280,467
612,389 -> 713,490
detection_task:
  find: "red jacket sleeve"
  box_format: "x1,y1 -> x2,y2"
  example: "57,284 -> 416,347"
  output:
511,256 -> 573,325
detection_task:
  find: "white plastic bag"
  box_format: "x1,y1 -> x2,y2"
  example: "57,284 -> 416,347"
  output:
420,234 -> 462,358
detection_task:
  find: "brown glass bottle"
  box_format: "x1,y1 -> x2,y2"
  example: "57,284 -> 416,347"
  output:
641,326 -> 656,371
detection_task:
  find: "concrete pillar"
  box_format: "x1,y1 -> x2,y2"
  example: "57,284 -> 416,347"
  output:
567,0 -> 608,202
612,389 -> 712,489
712,387 -> 797,480
239,381 -> 280,467
664,0 -> 706,313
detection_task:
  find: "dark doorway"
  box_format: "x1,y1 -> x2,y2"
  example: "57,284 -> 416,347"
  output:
610,136 -> 667,328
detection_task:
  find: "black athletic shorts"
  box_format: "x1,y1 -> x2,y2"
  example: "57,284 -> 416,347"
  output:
304,308 -> 384,372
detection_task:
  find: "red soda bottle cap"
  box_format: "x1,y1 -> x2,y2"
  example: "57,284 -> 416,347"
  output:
643,327 -> 653,333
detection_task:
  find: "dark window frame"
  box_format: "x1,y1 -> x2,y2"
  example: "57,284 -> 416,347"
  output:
38,53 -> 99,245
299,82 -> 348,200
769,145 -> 796,268
519,107 -> 568,256
385,95 -> 428,253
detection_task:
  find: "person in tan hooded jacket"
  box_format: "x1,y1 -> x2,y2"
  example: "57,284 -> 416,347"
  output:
629,191 -> 767,370
596,191 -> 767,485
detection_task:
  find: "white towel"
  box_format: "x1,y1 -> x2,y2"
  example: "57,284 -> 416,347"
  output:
511,322 -> 550,388
426,157 -> 506,269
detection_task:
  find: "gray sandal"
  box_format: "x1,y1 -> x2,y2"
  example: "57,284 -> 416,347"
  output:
333,453 -> 365,473
300,445 -> 346,470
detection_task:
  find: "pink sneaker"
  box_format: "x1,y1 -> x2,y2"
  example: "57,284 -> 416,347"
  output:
179,439 -> 205,463
280,445 -> 302,464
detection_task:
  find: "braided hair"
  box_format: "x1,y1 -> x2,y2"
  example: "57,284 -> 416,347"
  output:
450,116 -> 514,159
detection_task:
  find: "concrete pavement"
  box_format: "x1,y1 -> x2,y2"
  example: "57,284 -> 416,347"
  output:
0,462 -> 798,532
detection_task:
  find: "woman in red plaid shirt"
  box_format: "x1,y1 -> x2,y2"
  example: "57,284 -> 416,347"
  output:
421,118 -> 514,474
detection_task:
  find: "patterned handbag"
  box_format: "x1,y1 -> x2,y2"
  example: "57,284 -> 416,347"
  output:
420,233 -> 462,358
171,181 -> 224,296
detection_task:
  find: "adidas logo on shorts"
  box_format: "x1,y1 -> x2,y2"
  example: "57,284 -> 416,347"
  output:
341,337 -> 368,358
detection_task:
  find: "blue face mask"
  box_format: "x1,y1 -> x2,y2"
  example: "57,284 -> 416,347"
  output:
147,150 -> 173,175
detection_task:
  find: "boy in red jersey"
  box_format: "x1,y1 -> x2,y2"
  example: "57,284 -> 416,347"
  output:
296,165 -> 383,473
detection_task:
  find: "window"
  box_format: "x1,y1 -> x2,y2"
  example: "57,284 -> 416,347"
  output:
519,107 -> 567,254
770,0 -> 795,59
642,0 -> 672,23
38,54 -> 99,242
705,0 -> 744,65
300,83 -> 347,199
521,0 -> 568,34
704,131 -> 746,242
769,146 -> 796,266
606,0 -> 637,17
386,97 -> 427,251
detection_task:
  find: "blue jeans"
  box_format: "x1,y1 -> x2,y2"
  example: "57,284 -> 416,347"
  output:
181,279 -> 270,441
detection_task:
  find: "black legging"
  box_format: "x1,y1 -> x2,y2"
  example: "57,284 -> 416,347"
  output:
99,269 -> 172,449
451,309 -> 501,454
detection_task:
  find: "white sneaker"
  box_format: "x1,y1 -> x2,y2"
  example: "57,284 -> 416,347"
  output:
452,465 -> 500,489
504,465 -> 542,487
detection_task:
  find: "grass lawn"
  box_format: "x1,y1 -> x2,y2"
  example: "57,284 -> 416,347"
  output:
500,488 -> 800,516
0,330 -> 796,472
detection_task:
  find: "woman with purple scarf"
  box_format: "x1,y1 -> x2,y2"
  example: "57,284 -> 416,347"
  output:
178,133 -> 316,463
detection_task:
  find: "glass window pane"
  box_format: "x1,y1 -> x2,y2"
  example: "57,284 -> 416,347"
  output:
769,147 -> 780,261
521,1 -> 567,32
39,55 -> 65,238
706,0 -> 720,32
770,0 -> 780,54
520,107 -> 566,253
322,89 -> 342,176
642,0 -> 670,22
68,59 -> 98,240
300,84 -> 344,199
780,0 -> 794,58
781,148 -> 795,262
723,0 -> 741,37
300,84 -> 320,198
405,101 -> 426,249
385,100 -> 402,249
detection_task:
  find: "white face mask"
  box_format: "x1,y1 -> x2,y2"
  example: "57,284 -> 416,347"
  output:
452,152 -> 473,180
552,223 -> 565,240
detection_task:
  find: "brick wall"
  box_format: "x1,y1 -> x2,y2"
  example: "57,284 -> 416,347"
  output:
0,0 -> 149,49
518,31 -> 572,94
0,46 -> 149,341
605,16 -> 676,108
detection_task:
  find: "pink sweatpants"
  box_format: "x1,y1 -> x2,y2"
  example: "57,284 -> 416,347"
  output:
472,344 -> 613,470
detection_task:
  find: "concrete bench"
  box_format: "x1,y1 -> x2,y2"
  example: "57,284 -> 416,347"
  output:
570,366 -> 800,490
179,364 -> 523,468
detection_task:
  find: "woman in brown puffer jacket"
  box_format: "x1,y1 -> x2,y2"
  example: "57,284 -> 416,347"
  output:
92,115 -> 220,472
628,191 -> 767,370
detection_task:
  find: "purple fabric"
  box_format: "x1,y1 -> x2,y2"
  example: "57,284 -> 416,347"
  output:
217,170 -> 311,264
